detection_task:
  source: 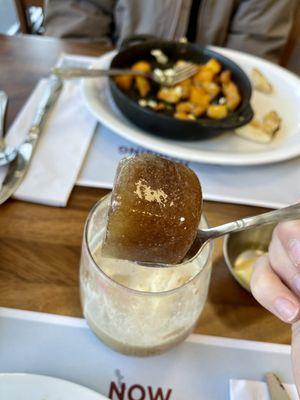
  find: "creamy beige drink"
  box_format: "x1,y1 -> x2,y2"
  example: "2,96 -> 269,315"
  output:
80,195 -> 213,356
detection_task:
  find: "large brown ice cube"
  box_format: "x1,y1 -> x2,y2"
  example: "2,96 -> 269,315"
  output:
102,154 -> 202,264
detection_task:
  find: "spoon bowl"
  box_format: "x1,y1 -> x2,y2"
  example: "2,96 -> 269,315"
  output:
138,202 -> 300,268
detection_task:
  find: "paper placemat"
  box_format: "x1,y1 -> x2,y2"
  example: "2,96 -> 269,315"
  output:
0,307 -> 295,400
230,379 -> 299,399
78,123 -> 300,209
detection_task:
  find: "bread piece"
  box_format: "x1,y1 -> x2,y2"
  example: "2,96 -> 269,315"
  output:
251,68 -> 273,94
235,119 -> 274,143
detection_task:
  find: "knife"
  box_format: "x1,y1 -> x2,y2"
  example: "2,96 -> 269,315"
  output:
266,373 -> 291,400
0,76 -> 62,205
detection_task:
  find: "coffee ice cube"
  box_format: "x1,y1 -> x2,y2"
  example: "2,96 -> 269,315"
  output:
102,154 -> 202,264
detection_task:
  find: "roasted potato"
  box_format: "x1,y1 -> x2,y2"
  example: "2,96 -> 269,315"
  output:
222,81 -> 241,111
189,86 -> 210,109
192,105 -> 206,117
193,67 -> 215,85
154,102 -> 166,111
131,61 -> 151,97
136,76 -> 150,97
205,58 -> 222,74
114,75 -> 133,91
176,102 -> 194,114
131,61 -> 151,73
207,104 -> 228,119
219,70 -> 231,85
201,81 -> 220,100
176,102 -> 206,117
174,112 -> 196,120
157,86 -> 183,103
174,111 -> 189,120
177,78 -> 192,99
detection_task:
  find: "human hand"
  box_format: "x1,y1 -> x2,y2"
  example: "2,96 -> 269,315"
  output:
250,221 -> 300,392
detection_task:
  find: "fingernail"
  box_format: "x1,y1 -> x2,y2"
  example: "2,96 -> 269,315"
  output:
288,239 -> 300,267
293,274 -> 300,295
274,297 -> 299,322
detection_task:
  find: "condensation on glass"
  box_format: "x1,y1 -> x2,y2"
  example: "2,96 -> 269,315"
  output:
80,195 -> 213,356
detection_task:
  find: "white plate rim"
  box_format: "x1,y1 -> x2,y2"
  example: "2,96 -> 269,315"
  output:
0,372 -> 108,399
82,48 -> 300,166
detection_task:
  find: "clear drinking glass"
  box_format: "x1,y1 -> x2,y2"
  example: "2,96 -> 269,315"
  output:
80,194 -> 213,356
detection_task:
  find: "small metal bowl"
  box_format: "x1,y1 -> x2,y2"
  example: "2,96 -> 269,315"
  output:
223,224 -> 276,292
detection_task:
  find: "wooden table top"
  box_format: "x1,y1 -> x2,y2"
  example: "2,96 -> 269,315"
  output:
0,34 -> 291,345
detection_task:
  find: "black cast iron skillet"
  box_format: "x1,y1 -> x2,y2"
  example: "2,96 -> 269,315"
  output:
109,35 -> 254,141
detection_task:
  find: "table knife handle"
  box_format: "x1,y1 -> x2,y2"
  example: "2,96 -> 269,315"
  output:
265,373 -> 291,400
31,76 -> 62,128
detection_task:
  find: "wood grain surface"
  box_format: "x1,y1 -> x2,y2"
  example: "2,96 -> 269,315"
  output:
0,34 -> 291,345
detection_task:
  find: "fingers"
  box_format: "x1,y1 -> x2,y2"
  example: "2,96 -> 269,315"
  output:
251,256 -> 300,323
269,221 -> 300,296
251,221 -> 300,395
275,221 -> 300,268
292,322 -> 300,395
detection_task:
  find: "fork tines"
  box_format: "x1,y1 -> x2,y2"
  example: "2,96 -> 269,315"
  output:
172,62 -> 199,85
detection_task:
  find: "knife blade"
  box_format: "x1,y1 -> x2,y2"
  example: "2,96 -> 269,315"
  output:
0,76 -> 62,205
266,373 -> 291,400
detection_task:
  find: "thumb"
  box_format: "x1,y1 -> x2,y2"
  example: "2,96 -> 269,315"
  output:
292,321 -> 300,395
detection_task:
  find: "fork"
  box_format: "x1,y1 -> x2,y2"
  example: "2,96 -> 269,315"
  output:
52,63 -> 199,86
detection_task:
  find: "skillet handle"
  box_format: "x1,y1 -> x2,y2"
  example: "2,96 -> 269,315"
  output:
236,104 -> 254,125
119,34 -> 161,50
221,104 -> 254,130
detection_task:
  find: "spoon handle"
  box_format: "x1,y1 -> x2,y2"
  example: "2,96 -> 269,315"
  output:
0,91 -> 8,140
51,67 -> 148,79
203,202 -> 300,240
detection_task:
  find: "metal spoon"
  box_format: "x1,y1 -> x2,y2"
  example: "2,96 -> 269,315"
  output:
0,91 -> 17,166
140,202 -> 300,268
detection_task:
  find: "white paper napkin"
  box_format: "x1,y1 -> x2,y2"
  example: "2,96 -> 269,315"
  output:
230,379 -> 299,399
0,78 -> 97,206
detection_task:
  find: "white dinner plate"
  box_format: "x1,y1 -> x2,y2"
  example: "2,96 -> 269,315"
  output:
82,48 -> 300,166
0,373 -> 107,399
